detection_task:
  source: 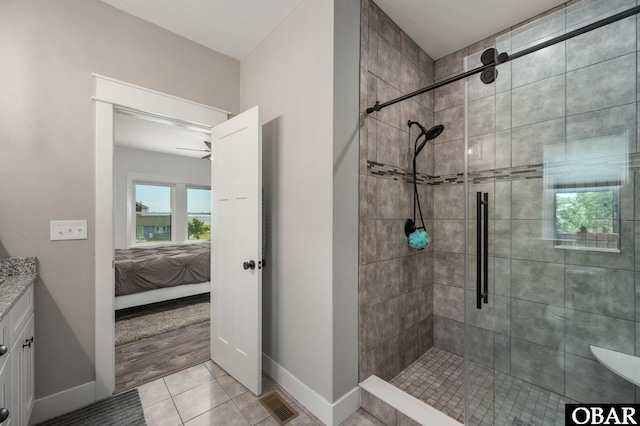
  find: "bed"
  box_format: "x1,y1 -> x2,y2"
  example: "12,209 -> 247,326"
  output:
114,242 -> 211,309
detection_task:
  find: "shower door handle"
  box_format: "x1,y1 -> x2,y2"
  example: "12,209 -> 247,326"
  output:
476,192 -> 489,309
483,192 -> 489,306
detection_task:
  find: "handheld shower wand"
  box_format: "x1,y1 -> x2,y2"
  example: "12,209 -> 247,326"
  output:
405,120 -> 445,249
408,121 -> 445,155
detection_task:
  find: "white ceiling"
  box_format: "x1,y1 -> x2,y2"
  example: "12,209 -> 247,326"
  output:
114,109 -> 212,159
100,0 -> 568,61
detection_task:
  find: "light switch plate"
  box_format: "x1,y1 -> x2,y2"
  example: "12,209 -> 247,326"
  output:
50,220 -> 88,241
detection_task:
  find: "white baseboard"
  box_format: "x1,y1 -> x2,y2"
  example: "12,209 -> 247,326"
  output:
28,381 -> 96,426
262,353 -> 360,426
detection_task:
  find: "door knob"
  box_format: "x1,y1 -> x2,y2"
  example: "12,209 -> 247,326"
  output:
0,345 -> 6,356
0,408 -> 9,423
243,260 -> 256,270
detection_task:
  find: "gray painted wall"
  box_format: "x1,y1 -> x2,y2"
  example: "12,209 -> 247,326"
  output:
241,0 -> 333,401
332,0 -> 360,402
0,0 -> 239,398
1,0 -> 366,410
240,0 -> 361,403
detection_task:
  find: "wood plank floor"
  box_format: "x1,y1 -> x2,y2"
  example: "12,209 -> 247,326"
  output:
115,294 -> 211,394
115,321 -> 210,394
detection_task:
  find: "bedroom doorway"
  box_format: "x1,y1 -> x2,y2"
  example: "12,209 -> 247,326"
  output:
111,106 -> 216,393
94,75 -> 228,400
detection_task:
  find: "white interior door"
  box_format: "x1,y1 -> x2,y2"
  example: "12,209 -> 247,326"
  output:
210,105 -> 262,396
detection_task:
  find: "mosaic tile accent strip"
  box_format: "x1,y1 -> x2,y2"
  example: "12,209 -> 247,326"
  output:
367,161 -> 431,185
0,256 -> 37,277
433,174 -> 465,186
469,164 -> 543,185
370,152 -> 640,187
367,161 -> 464,186
389,347 -> 578,426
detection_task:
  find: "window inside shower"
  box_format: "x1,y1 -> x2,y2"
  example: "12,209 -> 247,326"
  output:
554,187 -> 620,252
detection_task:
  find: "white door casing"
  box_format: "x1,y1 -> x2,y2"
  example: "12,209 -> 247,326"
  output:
210,105 -> 262,396
93,75 -> 228,400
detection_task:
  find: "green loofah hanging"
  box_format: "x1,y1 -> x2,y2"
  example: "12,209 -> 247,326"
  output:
409,229 -> 430,250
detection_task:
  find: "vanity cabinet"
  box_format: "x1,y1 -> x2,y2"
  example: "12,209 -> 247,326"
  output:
0,285 -> 34,426
0,315 -> 10,426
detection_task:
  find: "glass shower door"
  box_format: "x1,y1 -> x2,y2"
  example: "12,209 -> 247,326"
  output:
465,1 -> 638,425
464,44 -> 511,425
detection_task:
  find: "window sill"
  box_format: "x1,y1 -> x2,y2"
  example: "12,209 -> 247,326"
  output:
554,245 -> 620,254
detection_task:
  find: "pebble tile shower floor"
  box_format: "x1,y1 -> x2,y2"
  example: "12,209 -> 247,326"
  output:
389,347 -> 578,426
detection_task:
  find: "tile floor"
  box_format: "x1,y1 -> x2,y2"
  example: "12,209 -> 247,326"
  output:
139,349 -> 580,426
389,347 -> 578,426
137,360 -> 380,426
390,347 -> 465,422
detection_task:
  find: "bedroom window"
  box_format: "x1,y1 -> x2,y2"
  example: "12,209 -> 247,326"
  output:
187,187 -> 211,241
134,183 -> 173,243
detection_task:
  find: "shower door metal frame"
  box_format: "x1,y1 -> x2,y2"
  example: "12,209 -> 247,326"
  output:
365,5 -> 640,115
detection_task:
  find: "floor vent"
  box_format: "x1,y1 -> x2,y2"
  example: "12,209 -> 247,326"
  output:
259,392 -> 299,425
513,417 -> 536,426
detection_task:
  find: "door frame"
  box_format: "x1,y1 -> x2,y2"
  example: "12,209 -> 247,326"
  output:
93,75 -> 228,400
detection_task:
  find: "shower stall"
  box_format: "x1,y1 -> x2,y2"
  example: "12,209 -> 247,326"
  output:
359,0 -> 640,424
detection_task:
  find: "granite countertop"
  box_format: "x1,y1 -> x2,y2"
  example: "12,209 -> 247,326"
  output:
0,257 -> 37,323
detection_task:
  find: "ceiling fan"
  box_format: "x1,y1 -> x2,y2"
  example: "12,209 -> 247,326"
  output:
176,141 -> 211,160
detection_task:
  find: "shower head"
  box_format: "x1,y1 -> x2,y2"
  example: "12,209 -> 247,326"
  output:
426,124 -> 445,141
416,124 -> 445,155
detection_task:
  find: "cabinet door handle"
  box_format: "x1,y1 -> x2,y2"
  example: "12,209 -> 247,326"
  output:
0,345 -> 6,356
0,407 -> 9,423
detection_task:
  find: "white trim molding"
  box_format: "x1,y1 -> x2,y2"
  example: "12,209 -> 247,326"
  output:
92,74 -> 231,121
29,381 -> 96,426
262,353 -> 360,426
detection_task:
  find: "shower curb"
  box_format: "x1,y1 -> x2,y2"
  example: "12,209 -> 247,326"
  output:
359,375 -> 462,426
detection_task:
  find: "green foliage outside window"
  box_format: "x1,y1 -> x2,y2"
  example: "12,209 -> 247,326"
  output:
556,190 -> 615,234
188,217 -> 211,240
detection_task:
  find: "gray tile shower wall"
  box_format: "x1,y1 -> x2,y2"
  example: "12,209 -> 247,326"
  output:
359,0 -> 436,382
454,0 -> 639,404
361,0 -> 640,406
